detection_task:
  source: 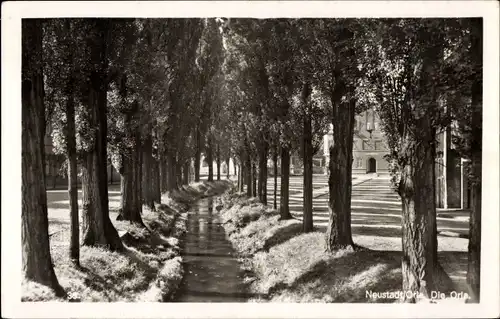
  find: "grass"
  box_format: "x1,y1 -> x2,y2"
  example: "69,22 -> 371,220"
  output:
22,180 -> 232,302
218,188 -> 471,304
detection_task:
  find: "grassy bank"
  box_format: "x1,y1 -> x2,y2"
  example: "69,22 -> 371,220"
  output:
22,180 -> 232,302
218,189 -> 470,303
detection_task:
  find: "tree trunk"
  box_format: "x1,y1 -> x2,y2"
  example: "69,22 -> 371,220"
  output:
303,116 -> 314,232
273,147 -> 278,210
152,158 -> 161,204
238,162 -> 244,192
466,18 -> 482,302
21,19 -> 65,296
245,160 -> 252,197
119,139 -> 144,224
302,82 -> 313,233
233,157 -> 237,176
398,115 -> 453,302
176,161 -> 182,188
183,161 -> 189,185
142,135 -> 155,211
216,144 -> 221,181
194,126 -> 201,182
52,165 -> 58,189
280,147 -> 292,219
62,19 -> 80,265
160,154 -> 168,193
65,78 -> 79,264
467,163 -> 481,302
258,141 -> 268,205
81,19 -> 123,251
252,162 -> 257,197
206,134 -> 214,182
325,86 -> 355,251
166,153 -> 178,191
226,157 -> 230,179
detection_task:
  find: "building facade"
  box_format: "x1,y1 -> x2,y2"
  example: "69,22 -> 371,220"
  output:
324,107 -> 390,176
323,108 -> 471,210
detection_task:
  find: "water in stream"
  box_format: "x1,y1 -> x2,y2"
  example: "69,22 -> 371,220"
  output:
174,197 -> 249,302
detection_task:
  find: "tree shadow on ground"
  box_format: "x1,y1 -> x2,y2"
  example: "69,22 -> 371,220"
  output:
262,221 -> 304,252
266,248 -> 403,302
266,248 -> 469,303
74,265 -> 124,299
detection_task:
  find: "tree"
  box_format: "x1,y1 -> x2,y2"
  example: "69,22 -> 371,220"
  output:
447,18 -> 483,302
369,19 -> 458,301
22,19 -> 65,296
306,19 -> 367,246
465,19 -> 482,303
80,19 -> 123,250
43,18 -> 83,264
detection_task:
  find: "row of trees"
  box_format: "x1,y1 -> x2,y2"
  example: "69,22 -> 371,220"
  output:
22,18 -> 227,297
22,18 -> 482,303
218,18 -> 482,302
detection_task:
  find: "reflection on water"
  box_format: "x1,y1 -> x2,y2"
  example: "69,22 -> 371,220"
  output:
174,197 -> 249,302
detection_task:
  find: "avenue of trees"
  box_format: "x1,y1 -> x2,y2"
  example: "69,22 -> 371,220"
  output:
22,18 -> 482,302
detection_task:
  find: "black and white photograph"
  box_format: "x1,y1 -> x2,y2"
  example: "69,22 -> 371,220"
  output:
2,1 -> 499,318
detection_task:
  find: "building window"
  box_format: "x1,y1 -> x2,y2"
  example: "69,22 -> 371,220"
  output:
357,157 -> 363,168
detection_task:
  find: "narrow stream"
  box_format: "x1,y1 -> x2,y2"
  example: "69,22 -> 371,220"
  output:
174,197 -> 249,302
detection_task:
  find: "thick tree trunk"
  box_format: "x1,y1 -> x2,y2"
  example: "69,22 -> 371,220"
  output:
258,141 -> 268,205
142,135 -> 155,211
466,18 -> 482,303
302,82 -> 313,233
194,126 -> 201,182
399,139 -> 443,300
119,135 -> 144,224
233,158 -> 237,176
325,88 -> 355,251
398,45 -> 455,302
21,19 -> 64,296
207,135 -> 214,182
81,20 -> 123,251
398,115 -> 453,302
280,147 -> 293,219
273,148 -> 278,210
216,144 -> 221,181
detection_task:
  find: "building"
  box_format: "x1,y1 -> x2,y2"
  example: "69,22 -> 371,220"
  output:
435,124 -> 471,209
323,108 -> 470,210
323,107 -> 390,176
